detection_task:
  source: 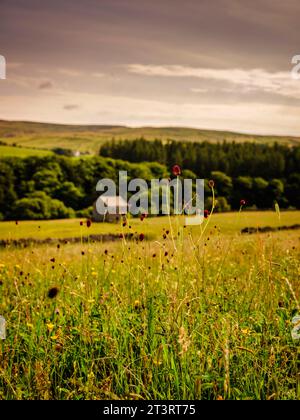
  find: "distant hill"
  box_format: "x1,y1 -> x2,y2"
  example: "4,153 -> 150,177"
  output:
0,119 -> 299,155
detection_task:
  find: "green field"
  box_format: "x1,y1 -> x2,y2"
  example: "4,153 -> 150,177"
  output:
0,210 -> 299,400
1,120 -> 299,155
0,145 -> 53,158
0,211 -> 299,241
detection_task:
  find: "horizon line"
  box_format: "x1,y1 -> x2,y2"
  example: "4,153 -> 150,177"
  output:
1,118 -> 299,139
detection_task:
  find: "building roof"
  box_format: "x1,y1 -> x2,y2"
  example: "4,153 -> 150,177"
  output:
99,195 -> 128,208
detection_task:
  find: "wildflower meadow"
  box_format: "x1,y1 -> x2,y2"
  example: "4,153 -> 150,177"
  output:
0,206 -> 299,400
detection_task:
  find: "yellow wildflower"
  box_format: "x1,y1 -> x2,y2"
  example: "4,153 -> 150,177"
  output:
50,335 -> 59,340
46,322 -> 55,331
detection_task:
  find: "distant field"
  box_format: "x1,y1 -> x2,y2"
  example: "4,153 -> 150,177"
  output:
0,145 -> 53,158
1,120 -> 299,155
0,211 -> 299,242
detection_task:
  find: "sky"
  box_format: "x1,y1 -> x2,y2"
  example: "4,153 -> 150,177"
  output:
0,0 -> 300,135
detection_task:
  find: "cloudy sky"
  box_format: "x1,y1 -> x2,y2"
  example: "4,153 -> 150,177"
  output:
0,0 -> 300,135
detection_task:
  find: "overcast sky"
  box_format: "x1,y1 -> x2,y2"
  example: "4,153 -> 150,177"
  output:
0,0 -> 300,135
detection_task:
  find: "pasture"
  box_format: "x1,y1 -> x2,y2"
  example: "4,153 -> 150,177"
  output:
0,211 -> 299,399
0,145 -> 52,158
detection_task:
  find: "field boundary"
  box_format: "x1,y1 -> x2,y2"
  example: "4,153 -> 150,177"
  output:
241,224 -> 300,234
0,233 -> 140,248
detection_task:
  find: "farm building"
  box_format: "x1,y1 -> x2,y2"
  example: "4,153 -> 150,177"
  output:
93,195 -> 128,222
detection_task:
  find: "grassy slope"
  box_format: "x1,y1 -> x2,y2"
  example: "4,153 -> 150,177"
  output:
0,145 -> 53,158
1,120 -> 299,155
0,211 -> 299,241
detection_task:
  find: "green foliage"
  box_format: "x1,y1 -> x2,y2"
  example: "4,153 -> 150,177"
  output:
210,171 -> 233,197
54,181 -> 84,210
52,147 -> 74,157
75,206 -> 94,218
100,139 -> 300,180
13,191 -> 74,220
0,161 -> 17,216
0,145 -> 299,221
205,196 -> 231,212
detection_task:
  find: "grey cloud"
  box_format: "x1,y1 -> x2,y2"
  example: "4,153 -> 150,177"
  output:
63,104 -> 79,110
38,80 -> 53,90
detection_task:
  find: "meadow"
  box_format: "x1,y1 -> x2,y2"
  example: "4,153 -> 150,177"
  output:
0,210 -> 299,400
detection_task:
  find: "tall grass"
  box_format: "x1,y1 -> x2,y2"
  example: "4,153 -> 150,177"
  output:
0,211 -> 299,400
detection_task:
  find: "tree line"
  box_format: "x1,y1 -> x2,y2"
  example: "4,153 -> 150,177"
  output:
0,145 -> 299,220
100,138 -> 300,179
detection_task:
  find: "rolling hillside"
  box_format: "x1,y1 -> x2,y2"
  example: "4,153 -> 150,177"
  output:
0,119 -> 299,155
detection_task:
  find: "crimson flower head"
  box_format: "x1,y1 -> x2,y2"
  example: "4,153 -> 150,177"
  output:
172,164 -> 181,176
204,209 -> 209,219
15,221 -> 19,225
140,212 -> 148,221
80,221 -> 83,226
139,233 -> 145,241
86,219 -> 92,228
240,199 -> 246,206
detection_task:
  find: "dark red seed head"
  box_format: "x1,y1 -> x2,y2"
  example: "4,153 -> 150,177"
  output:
86,219 -> 92,228
172,164 -> 181,176
139,233 -> 145,241
15,221 -> 19,225
204,209 -> 209,219
50,258 -> 55,263
80,221 -> 83,226
47,287 -> 59,299
208,180 -> 215,188
240,199 -> 246,206
140,212 -> 147,221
